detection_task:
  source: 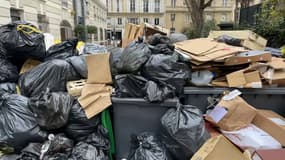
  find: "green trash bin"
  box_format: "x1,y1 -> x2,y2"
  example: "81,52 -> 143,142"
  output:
101,109 -> 115,160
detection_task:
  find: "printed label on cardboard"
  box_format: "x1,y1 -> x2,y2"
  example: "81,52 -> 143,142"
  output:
269,118 -> 285,126
208,106 -> 228,123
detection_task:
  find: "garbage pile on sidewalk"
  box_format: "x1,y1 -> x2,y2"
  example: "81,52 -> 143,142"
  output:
0,21 -> 285,160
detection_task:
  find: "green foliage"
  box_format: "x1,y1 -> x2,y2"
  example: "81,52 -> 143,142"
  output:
182,20 -> 218,39
74,24 -> 85,41
87,25 -> 97,34
254,0 -> 285,47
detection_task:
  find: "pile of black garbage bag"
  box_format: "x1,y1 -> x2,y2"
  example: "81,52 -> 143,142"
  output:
0,22 -> 111,159
113,34 -> 191,102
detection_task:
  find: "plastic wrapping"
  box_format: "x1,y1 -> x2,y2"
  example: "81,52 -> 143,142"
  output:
64,101 -> 101,141
29,89 -> 74,130
160,104 -> 210,160
118,40 -> 151,73
0,83 -> 16,95
0,93 -> 47,153
0,58 -> 18,83
19,59 -> 80,97
191,70 -> 214,86
128,132 -> 172,160
45,39 -> 78,61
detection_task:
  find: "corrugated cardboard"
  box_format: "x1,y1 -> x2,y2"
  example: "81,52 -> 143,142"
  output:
252,149 -> 285,160
253,109 -> 285,146
206,96 -> 257,131
226,68 -> 262,88
86,53 -> 112,84
208,30 -> 267,50
78,84 -> 112,119
224,51 -> 272,66
221,124 -> 282,152
191,135 -> 249,160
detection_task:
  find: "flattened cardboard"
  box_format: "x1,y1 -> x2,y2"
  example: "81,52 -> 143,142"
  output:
252,149 -> 285,160
191,135 -> 249,160
78,84 -> 112,119
86,53 -> 113,84
224,52 -> 272,66
253,109 -> 285,146
206,96 -> 257,131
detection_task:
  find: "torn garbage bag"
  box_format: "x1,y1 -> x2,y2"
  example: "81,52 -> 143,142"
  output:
0,83 -> 16,94
64,101 -> 101,141
40,134 -> 74,160
128,132 -> 172,160
19,59 -> 80,97
142,54 -> 190,95
44,39 -> 78,61
160,104 -> 210,160
0,93 -> 47,153
29,89 -> 74,130
118,39 -> 151,73
69,125 -> 110,160
18,143 -> 42,160
0,58 -> 18,83
0,22 -> 46,60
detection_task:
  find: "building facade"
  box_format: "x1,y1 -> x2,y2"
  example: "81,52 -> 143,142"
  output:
106,0 -> 165,40
165,0 -> 236,33
0,0 -> 107,42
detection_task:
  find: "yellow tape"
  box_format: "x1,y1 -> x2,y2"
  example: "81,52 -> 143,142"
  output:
16,24 -> 42,35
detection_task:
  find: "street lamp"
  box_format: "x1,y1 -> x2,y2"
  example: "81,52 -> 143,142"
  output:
170,13 -> 176,33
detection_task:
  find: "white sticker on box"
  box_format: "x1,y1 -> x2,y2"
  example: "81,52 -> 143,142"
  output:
250,82 -> 263,88
222,89 -> 242,101
207,106 -> 228,123
269,118 -> 285,126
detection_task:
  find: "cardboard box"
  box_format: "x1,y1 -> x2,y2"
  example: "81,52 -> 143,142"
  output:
208,30 -> 267,50
86,53 -> 112,84
221,124 -> 281,152
260,58 -> 285,86
191,135 -> 250,160
78,84 -> 112,119
253,109 -> 285,146
226,70 -> 262,88
252,149 -> 285,160
206,96 -> 257,131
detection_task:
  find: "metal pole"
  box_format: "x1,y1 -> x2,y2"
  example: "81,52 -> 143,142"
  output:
82,0 -> 88,42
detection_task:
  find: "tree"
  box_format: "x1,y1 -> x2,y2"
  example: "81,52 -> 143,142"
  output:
184,0 -> 214,36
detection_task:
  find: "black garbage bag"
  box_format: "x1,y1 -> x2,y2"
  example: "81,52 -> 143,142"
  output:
0,83 -> 16,94
0,93 -> 47,153
29,89 -> 74,130
0,42 -> 7,58
142,54 -> 190,95
160,104 -> 210,160
0,154 -> 19,160
84,125 -> 110,152
115,74 -> 147,98
118,39 -> 151,73
69,142 -> 107,160
45,39 -> 78,61
108,47 -> 123,76
64,101 -> 101,141
66,55 -> 87,79
17,143 -> 42,160
40,134 -> 74,160
169,33 -> 188,44
0,58 -> 19,83
216,35 -> 242,46
149,44 -> 175,55
83,43 -> 108,54
0,21 -> 46,60
128,132 -> 172,160
148,34 -> 171,45
145,81 -> 175,102
19,59 -> 80,97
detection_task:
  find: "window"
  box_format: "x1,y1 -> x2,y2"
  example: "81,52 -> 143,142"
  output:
155,0 -> 160,12
117,0 -> 120,12
223,0 -> 227,6
143,18 -> 148,23
128,18 -> 139,24
10,8 -> 23,22
61,0 -> 68,9
185,14 -> 192,24
171,0 -> 176,8
154,18 -> 159,25
118,18 -> 122,25
130,0 -> 135,12
143,0 -> 149,12
221,14 -> 226,22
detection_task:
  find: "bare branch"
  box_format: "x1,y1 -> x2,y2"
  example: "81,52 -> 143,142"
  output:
202,0 -> 214,9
